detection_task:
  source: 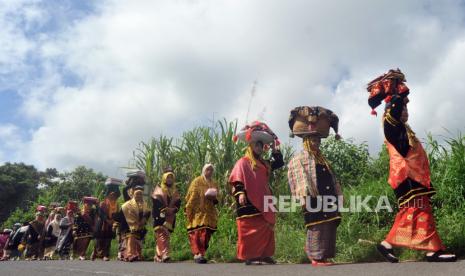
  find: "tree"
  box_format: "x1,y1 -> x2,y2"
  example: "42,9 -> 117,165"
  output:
0,163 -> 40,224
321,136 -> 370,187
48,166 -> 107,203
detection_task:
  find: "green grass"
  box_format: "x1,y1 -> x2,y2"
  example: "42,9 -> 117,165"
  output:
4,120 -> 465,263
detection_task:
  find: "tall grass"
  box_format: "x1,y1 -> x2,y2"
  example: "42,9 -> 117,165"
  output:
130,121 -> 464,263
4,119 -> 464,263
427,132 -> 465,256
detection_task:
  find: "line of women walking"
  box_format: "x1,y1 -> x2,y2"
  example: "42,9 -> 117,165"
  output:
0,68 -> 457,265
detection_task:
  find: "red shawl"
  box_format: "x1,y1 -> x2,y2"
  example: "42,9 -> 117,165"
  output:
229,157 -> 275,224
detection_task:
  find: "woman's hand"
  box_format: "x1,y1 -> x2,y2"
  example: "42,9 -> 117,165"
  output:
239,194 -> 247,206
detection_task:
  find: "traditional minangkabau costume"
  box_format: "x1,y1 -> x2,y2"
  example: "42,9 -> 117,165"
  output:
115,170 -> 146,260
119,185 -> 150,262
56,201 -> 77,260
1,223 -> 21,260
44,203 -> 59,230
0,229 -> 12,259
287,106 -> 343,266
152,169 -> 181,263
92,178 -> 122,261
185,164 -> 219,263
73,197 -> 98,260
9,223 -> 28,260
367,69 -> 456,262
229,121 -> 284,265
21,211 -> 46,260
43,208 -> 63,260
36,205 -> 47,215
123,170 -> 146,202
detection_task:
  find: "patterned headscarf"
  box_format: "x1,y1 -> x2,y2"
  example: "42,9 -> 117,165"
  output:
161,172 -> 177,197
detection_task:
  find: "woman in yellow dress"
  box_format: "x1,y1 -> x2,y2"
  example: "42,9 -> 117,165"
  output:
120,186 -> 151,262
185,164 -> 219,264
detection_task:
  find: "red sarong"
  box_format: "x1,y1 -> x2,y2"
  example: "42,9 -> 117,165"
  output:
188,228 -> 213,256
385,195 -> 444,251
121,234 -> 143,262
154,227 -> 171,261
236,215 -> 275,260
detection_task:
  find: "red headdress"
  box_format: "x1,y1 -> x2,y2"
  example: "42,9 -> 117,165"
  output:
66,201 -> 79,212
367,68 -> 409,116
36,205 -> 47,213
233,121 -> 280,146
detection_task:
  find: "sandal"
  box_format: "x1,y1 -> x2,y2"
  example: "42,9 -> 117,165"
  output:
245,258 -> 262,265
261,257 -> 276,265
195,256 -> 207,264
311,259 -> 334,267
426,251 -> 457,262
376,244 -> 399,263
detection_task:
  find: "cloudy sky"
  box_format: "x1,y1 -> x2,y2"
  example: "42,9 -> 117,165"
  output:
1,0 -> 464,176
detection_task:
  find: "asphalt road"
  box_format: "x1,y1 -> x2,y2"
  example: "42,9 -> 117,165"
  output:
1,260 -> 464,276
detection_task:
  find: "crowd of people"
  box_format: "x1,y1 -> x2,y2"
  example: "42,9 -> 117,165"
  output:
0,69 -> 457,265
0,167 -> 217,264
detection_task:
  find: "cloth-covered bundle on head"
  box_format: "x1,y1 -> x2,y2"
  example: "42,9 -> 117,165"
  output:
104,177 -> 123,198
366,68 -> 409,116
82,196 -> 99,205
233,121 -> 280,146
66,201 -> 79,212
126,170 -> 146,179
36,205 -> 47,214
124,170 -> 146,200
126,170 -> 146,187
288,106 -> 339,139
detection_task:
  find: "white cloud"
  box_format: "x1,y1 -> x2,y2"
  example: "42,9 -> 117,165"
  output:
1,0 -> 464,174
0,124 -> 24,162
413,38 -> 465,137
0,0 -> 36,82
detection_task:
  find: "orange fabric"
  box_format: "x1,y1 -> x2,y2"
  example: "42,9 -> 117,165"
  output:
236,215 -> 275,260
386,140 -> 431,190
385,195 -> 444,251
188,228 -> 213,256
155,227 -> 170,261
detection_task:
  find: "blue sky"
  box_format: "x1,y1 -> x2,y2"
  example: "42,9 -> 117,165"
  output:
0,0 -> 94,160
1,0 -> 464,175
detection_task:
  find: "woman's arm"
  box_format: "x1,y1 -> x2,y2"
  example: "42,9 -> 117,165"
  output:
271,150 -> 284,171
384,95 -> 409,157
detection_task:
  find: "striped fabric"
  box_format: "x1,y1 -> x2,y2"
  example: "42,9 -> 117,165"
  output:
287,150 -> 318,198
305,221 -> 338,260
